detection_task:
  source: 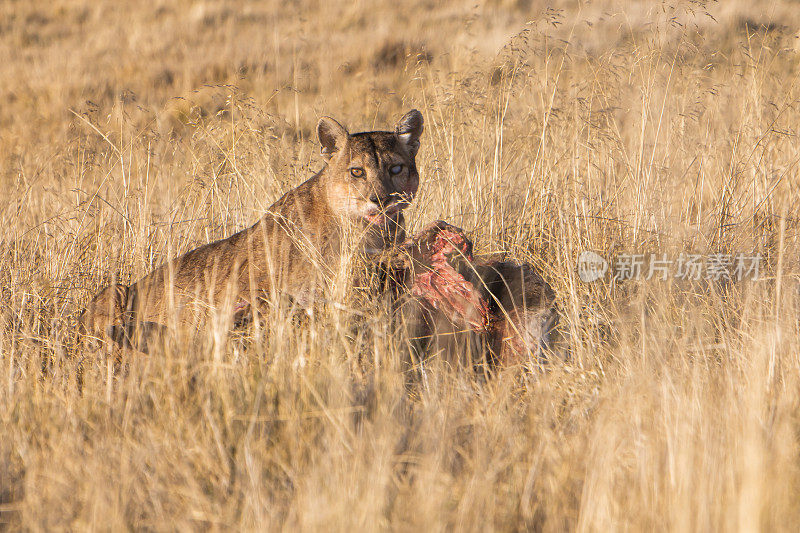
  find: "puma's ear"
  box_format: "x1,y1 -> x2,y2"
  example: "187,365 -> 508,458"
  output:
395,109 -> 423,156
317,116 -> 349,161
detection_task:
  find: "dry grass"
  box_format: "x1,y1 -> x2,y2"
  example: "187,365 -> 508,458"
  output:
3,0 -> 800,530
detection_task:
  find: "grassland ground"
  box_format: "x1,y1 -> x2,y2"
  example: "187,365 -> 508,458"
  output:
2,0 -> 800,530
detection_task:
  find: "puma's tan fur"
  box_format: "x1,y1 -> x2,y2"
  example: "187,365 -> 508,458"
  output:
79,110 -> 424,352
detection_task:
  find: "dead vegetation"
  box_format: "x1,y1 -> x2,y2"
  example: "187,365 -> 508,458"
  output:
2,0 -> 800,530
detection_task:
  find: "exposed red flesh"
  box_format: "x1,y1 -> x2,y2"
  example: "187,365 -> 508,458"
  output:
406,222 -> 490,331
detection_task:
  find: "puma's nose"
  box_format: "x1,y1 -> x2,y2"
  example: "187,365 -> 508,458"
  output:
370,193 -> 402,208
369,195 -> 389,207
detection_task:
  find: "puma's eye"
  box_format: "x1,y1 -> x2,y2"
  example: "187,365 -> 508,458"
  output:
350,167 -> 365,178
389,164 -> 403,175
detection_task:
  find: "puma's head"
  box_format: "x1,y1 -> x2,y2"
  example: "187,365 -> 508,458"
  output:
317,109 -> 423,225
